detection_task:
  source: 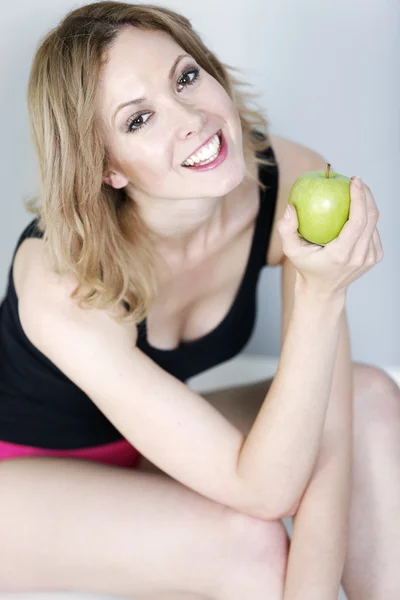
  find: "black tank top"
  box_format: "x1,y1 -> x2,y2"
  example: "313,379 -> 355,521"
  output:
0,143 -> 278,448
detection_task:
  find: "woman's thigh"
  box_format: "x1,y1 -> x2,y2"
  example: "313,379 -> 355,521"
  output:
0,452 -> 286,599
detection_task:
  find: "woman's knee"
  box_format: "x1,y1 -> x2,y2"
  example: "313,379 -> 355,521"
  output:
353,362 -> 400,424
207,510 -> 289,599
223,510 -> 289,577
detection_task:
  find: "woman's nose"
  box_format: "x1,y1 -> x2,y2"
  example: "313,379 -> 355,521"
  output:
171,102 -> 205,140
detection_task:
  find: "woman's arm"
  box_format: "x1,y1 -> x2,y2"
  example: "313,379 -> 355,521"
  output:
237,141 -> 380,522
19,238 -> 345,521
236,269 -> 346,518
280,256 -> 353,600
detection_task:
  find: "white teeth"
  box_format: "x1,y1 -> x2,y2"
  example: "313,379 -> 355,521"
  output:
182,133 -> 221,166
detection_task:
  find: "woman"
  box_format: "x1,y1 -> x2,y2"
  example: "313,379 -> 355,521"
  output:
0,2 -> 399,599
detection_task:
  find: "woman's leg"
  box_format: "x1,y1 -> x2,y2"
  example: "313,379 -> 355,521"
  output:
202,364 -> 400,600
341,363 -> 400,600
0,453 -> 288,600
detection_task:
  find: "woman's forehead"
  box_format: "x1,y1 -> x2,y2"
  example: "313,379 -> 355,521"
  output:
106,28 -> 182,67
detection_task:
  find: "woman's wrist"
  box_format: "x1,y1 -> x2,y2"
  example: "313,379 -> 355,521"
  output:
294,273 -> 347,312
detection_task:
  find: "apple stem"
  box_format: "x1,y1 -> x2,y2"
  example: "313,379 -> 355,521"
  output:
326,163 -> 331,178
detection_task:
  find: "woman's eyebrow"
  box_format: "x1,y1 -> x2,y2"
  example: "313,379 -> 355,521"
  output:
111,53 -> 191,125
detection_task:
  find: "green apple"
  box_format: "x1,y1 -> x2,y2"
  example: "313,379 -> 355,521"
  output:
289,163 -> 351,245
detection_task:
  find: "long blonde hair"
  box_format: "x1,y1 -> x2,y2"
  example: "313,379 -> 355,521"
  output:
26,1 -> 274,324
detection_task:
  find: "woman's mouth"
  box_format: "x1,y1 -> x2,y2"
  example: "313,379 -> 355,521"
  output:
181,130 -> 227,172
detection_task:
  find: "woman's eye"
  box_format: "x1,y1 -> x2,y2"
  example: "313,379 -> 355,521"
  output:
177,66 -> 200,92
126,112 -> 152,134
125,65 -> 201,134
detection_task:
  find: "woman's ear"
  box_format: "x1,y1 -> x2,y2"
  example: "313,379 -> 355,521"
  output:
102,169 -> 129,189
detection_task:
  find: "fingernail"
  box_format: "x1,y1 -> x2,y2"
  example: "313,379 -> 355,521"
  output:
353,176 -> 363,188
283,205 -> 291,220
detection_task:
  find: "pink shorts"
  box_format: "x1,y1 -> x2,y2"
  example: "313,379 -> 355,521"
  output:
0,438 -> 141,469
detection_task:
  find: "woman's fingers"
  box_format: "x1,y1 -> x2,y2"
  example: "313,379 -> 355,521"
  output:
349,182 -> 380,262
372,227 -> 384,263
328,177 -> 367,257
365,231 -> 377,265
277,204 -> 313,257
327,181 -> 365,261
364,227 -> 385,266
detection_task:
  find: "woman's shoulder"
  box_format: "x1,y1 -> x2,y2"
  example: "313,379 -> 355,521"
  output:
13,235 -> 73,306
266,134 -> 328,266
14,236 -> 138,359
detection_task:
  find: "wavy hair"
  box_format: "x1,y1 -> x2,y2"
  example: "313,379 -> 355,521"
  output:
26,1 -> 274,323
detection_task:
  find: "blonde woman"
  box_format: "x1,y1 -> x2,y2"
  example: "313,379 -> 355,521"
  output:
0,2 -> 399,599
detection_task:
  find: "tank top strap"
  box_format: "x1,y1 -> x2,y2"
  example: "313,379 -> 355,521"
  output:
11,217 -> 43,266
10,217 -> 43,264
250,141 -> 279,272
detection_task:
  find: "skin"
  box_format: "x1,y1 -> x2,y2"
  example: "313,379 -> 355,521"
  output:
97,26 -> 247,265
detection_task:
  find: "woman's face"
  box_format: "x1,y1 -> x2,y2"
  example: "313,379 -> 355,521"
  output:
97,27 -> 246,203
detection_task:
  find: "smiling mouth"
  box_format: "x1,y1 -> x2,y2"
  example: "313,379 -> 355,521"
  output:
181,130 -> 222,167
